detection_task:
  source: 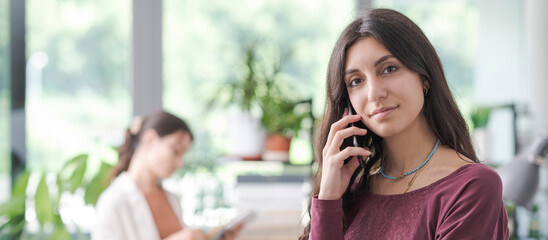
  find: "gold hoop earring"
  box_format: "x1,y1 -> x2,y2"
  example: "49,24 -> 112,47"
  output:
423,87 -> 429,96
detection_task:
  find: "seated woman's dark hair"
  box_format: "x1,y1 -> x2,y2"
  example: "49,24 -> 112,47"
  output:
110,110 -> 193,181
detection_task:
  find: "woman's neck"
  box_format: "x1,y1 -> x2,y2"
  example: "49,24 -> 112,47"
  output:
127,153 -> 162,192
382,114 -> 437,175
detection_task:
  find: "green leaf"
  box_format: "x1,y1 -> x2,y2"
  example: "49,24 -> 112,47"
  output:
51,215 -> 70,240
470,107 -> 491,129
85,162 -> 113,206
68,155 -> 88,193
61,154 -> 88,173
60,154 -> 88,186
0,213 -> 26,239
12,171 -> 30,198
56,176 -> 63,200
35,174 -> 55,226
0,195 -> 25,218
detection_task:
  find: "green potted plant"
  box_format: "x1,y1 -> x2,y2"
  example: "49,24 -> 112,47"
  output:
258,69 -> 307,162
470,107 -> 492,162
208,41 -> 263,113
208,37 -> 305,161
260,96 -> 307,162
207,41 -> 268,160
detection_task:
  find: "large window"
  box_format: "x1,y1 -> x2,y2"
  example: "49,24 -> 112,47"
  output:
163,0 -> 354,162
0,0 -> 9,202
26,0 -> 132,171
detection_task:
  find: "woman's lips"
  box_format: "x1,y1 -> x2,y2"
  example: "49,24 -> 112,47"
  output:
371,106 -> 398,119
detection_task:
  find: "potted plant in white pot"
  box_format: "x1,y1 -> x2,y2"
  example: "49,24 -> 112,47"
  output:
207,42 -> 266,160
470,107 -> 492,163
209,39 -> 303,161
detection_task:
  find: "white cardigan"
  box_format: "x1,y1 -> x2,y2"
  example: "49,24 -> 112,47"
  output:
92,172 -> 184,240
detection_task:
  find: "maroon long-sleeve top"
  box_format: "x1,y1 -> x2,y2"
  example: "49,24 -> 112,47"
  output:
310,163 -> 509,240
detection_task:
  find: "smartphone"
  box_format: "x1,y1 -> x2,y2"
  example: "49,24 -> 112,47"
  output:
344,100 -> 367,168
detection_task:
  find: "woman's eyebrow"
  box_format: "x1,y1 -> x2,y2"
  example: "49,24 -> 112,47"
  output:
344,69 -> 360,75
374,55 -> 394,67
345,55 -> 395,75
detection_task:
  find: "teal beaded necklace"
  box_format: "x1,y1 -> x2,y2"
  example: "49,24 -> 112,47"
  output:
381,139 -> 440,180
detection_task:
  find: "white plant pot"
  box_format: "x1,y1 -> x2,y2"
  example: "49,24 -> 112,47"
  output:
473,128 -> 492,163
227,111 -> 266,159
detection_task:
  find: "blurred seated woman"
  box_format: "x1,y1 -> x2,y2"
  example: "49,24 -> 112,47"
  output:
93,110 -> 238,240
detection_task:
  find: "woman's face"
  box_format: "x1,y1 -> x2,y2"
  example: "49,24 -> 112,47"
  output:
344,37 -> 426,139
146,130 -> 192,179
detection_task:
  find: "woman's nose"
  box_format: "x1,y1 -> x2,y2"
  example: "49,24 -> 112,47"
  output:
367,77 -> 387,102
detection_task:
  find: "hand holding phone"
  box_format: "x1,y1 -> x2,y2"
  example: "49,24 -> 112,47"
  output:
344,100 -> 367,170
317,99 -> 371,200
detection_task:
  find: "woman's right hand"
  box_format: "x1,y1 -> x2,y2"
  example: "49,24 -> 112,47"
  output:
318,111 -> 371,200
164,228 -> 208,240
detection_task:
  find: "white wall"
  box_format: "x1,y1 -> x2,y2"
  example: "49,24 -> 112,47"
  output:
475,0 -> 524,105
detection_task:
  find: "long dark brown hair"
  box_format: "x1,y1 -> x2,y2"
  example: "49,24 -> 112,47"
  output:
299,8 -> 478,239
109,110 -> 194,181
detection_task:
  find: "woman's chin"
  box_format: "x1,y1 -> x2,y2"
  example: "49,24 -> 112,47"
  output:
369,127 -> 399,139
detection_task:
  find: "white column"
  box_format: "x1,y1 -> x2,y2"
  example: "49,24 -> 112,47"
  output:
525,0 -> 548,135
526,1 -> 548,237
525,1 -> 548,236
132,0 -> 163,117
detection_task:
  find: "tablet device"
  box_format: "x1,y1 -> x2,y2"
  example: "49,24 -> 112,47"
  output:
208,209 -> 256,240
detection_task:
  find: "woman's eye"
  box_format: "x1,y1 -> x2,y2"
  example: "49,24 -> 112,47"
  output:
349,78 -> 362,87
171,148 -> 180,155
383,65 -> 398,74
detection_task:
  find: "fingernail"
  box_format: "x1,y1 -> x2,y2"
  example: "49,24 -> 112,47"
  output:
365,150 -> 371,155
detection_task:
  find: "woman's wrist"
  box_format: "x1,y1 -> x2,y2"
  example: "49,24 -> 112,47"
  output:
318,191 -> 341,200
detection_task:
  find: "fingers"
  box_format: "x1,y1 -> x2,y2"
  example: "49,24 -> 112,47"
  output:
325,113 -> 362,150
334,126 -> 367,148
221,223 -> 243,240
324,126 -> 367,161
342,155 -> 361,174
330,147 -> 371,167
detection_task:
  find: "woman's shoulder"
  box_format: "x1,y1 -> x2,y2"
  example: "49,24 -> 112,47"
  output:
434,163 -> 503,197
96,173 -> 139,209
449,163 -> 501,184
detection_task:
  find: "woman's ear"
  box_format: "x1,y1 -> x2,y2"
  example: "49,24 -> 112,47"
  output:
422,76 -> 430,88
422,76 -> 430,95
140,129 -> 159,147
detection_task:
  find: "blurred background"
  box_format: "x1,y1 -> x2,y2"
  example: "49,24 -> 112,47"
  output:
1,0 -> 547,239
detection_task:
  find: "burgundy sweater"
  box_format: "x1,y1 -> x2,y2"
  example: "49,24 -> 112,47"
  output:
310,164 -> 509,240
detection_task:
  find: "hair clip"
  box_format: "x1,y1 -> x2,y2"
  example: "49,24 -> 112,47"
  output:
130,116 -> 143,135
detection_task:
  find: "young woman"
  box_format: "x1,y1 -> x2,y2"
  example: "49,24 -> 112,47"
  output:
300,9 -> 508,240
93,110 -> 239,240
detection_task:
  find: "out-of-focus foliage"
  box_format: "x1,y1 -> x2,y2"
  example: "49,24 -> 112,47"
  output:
0,153 -> 113,239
